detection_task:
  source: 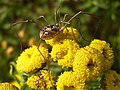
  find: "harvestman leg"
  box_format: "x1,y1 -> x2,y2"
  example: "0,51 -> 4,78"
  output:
12,19 -> 40,26
37,16 -> 55,88
60,14 -> 69,27
77,18 -> 91,42
11,19 -> 41,53
37,39 -> 55,88
61,11 -> 99,42
37,16 -> 49,25
54,7 -> 61,25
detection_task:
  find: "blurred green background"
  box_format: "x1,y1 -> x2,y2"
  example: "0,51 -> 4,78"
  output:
0,0 -> 120,83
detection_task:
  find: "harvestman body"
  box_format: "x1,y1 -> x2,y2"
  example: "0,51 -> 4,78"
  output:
12,11 -> 89,39
38,11 -> 97,41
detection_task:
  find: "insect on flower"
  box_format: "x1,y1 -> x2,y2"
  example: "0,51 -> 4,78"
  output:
39,11 -> 98,41
12,10 -> 98,58
12,10 -> 99,90
12,10 -> 97,41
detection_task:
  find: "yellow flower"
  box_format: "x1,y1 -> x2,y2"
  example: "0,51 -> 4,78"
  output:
57,71 -> 88,90
27,70 -> 55,90
104,70 -> 120,90
16,45 -> 50,73
51,39 -> 80,67
0,83 -> 18,90
45,27 -> 80,46
90,39 -> 114,70
73,46 -> 105,80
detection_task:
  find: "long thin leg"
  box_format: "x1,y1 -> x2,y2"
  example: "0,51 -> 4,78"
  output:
37,39 -> 47,60
65,25 -> 80,44
71,26 -> 80,44
37,16 -> 49,25
11,25 -> 23,53
60,14 -> 69,27
61,11 -> 99,30
37,39 -> 55,88
12,19 -> 42,28
77,18 -> 91,42
61,11 -> 82,30
55,7 -> 61,25
63,14 -> 69,22
11,19 -> 42,53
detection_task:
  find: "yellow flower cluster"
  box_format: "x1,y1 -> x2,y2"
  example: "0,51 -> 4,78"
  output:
90,39 -> 114,70
57,71 -> 88,90
56,39 -> 114,89
104,70 -> 120,90
45,27 -> 80,46
27,70 -> 55,90
15,27 -> 81,89
51,39 -> 80,67
16,45 -> 49,73
15,26 -> 115,90
0,83 -> 18,90
73,46 -> 105,80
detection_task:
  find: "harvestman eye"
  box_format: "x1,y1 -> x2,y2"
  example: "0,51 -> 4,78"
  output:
45,32 -> 49,35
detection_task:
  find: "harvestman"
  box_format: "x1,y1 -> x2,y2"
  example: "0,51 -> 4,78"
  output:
12,10 -> 98,89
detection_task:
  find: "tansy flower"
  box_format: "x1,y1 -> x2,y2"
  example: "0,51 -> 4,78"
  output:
90,39 -> 114,70
73,46 -> 105,80
57,71 -> 88,90
45,27 -> 80,46
51,39 -> 80,67
104,70 -> 120,90
27,70 -> 55,90
16,45 -> 50,73
0,83 -> 18,90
